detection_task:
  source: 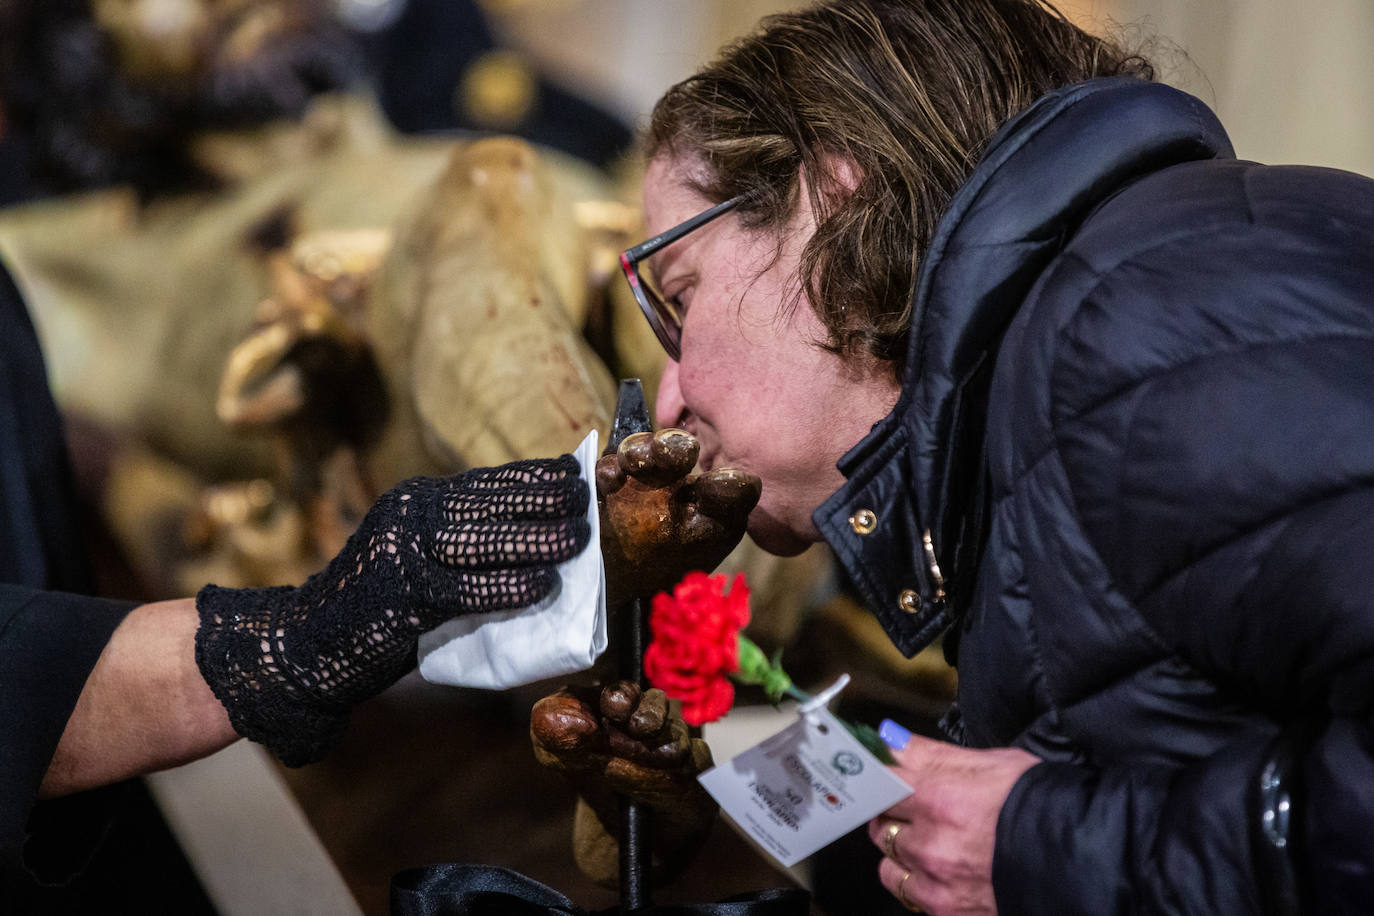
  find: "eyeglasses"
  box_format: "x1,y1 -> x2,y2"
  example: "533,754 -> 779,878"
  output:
619,195 -> 745,361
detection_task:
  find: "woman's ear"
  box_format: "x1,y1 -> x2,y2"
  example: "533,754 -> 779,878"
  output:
801,153 -> 863,216
818,153 -> 863,194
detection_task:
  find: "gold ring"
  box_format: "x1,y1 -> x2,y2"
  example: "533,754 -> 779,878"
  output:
897,869 -> 921,912
883,821 -> 903,859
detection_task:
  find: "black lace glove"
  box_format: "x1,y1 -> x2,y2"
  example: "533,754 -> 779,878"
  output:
194,455 -> 590,766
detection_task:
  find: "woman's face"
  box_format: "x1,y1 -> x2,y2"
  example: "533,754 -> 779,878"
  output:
644,155 -> 900,557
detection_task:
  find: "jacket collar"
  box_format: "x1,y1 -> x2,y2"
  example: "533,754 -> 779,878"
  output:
814,77 -> 1234,657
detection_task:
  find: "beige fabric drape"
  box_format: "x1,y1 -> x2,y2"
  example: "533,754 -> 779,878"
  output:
1062,0 -> 1374,175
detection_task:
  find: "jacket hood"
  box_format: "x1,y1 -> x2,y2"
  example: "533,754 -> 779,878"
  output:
814,77 -> 1234,656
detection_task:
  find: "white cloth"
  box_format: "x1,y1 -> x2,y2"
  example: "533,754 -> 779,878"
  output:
416,430 -> 606,688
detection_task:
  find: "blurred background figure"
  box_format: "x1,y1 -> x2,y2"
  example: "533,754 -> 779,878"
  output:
338,0 -> 633,169
0,0 -> 635,206
0,0 -> 363,205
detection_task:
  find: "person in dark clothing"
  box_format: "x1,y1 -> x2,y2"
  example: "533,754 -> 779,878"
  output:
0,0 -> 632,208
344,0 -> 634,171
0,253 -> 594,905
0,241 -> 190,911
0,0 -> 364,206
620,1 -> 1374,913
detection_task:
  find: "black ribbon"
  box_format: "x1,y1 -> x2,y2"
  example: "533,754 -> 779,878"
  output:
391,865 -> 811,916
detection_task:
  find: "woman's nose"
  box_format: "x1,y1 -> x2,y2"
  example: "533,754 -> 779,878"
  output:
654,358 -> 686,429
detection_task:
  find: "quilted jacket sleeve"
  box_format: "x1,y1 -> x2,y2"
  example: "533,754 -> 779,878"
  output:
994,487 -> 1374,915
988,170 -> 1374,915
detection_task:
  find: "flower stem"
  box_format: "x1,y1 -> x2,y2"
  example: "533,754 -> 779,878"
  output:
733,637 -> 895,763
735,635 -> 794,704
790,685 -> 894,763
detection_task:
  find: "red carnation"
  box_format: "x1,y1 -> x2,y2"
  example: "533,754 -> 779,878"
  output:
643,571 -> 750,725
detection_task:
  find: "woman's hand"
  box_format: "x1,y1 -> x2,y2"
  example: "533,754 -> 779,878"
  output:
868,734 -> 1039,914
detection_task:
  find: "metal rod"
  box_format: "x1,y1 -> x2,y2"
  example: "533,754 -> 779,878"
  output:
607,380 -> 653,912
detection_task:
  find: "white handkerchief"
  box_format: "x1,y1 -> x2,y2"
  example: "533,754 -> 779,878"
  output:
416,430 -> 606,689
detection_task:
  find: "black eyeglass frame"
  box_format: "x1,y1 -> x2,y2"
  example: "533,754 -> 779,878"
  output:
619,194 -> 745,361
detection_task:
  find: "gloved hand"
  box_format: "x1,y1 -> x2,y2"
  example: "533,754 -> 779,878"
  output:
195,455 -> 590,765
531,681 -> 716,887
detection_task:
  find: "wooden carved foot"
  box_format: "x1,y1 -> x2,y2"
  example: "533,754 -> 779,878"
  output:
596,428 -> 761,605
531,681 -> 716,887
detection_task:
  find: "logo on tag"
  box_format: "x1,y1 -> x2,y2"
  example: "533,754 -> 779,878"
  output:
831,750 -> 863,776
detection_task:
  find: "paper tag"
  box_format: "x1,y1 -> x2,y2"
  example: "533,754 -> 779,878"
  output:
698,708 -> 914,867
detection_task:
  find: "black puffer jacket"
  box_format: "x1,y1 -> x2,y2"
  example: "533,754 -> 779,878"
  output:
816,78 -> 1374,914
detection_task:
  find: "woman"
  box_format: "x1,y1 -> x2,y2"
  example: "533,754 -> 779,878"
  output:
622,1 -> 1374,912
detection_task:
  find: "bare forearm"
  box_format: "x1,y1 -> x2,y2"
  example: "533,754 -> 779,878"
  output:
39,598 -> 237,798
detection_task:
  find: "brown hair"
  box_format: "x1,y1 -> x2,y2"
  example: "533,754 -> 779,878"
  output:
647,0 -> 1152,375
